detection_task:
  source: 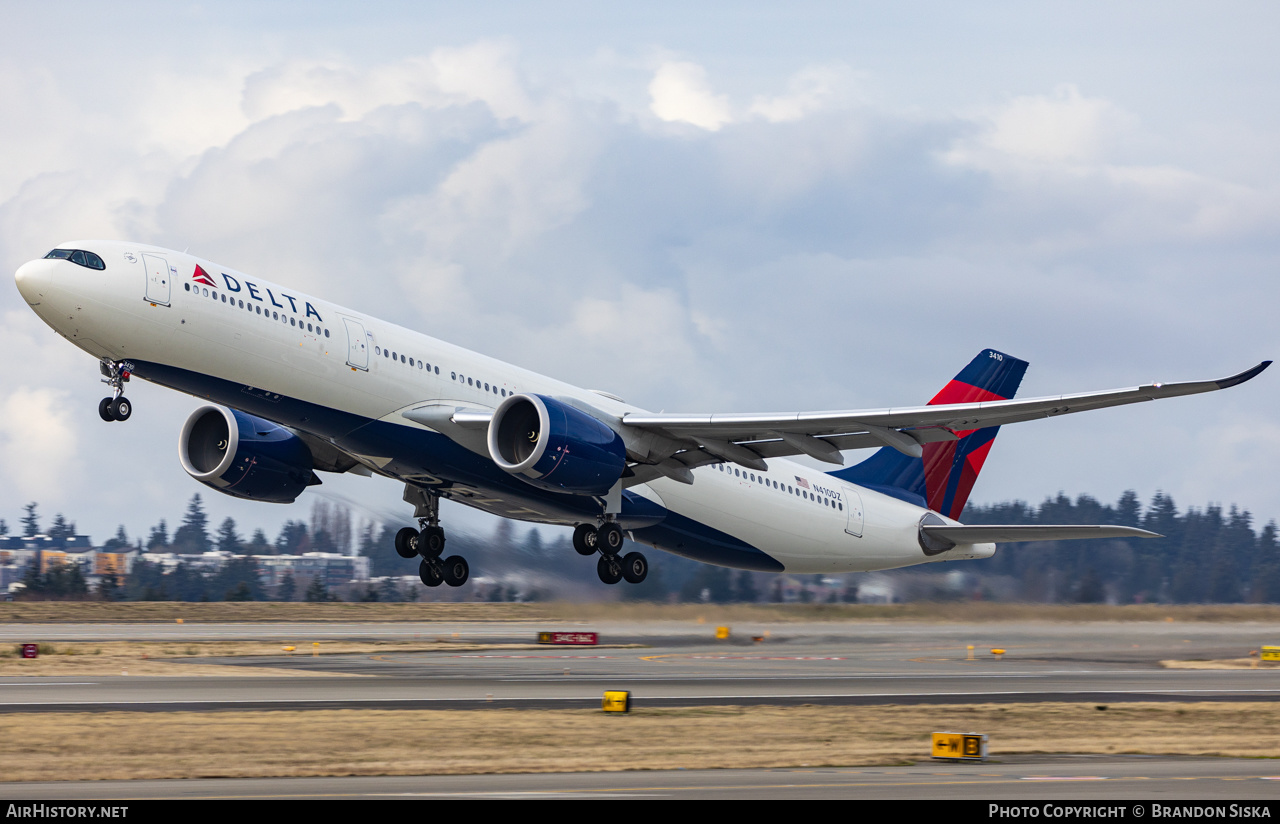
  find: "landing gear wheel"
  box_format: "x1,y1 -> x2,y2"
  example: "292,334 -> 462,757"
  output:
108,397 -> 131,421
419,557 -> 444,587
98,398 -> 115,422
419,526 -> 445,558
597,522 -> 624,554
597,554 -> 623,585
394,527 -> 420,559
621,552 -> 648,584
442,555 -> 469,587
572,523 -> 598,556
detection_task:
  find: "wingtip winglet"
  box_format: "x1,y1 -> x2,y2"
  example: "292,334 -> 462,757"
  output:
1216,360 -> 1272,390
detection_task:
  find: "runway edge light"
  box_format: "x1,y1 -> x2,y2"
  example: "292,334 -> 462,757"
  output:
931,732 -> 987,762
603,690 -> 631,713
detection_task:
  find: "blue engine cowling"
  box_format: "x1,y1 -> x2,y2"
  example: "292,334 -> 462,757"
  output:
488,394 -> 627,496
178,406 -> 319,503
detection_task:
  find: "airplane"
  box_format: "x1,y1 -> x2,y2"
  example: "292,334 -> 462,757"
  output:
13,241 -> 1271,589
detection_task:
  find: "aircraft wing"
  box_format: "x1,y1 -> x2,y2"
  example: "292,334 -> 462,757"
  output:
620,361 -> 1271,472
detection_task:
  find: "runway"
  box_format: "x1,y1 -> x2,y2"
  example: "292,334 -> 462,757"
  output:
1,619 -> 1278,712
2,757 -> 1278,800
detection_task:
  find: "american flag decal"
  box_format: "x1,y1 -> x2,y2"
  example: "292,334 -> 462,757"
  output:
795,476 -> 810,489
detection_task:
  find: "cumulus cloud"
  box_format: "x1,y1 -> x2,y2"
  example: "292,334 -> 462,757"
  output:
648,61 -> 733,131
748,64 -> 861,123
0,387 -> 81,505
1,21 -> 1278,541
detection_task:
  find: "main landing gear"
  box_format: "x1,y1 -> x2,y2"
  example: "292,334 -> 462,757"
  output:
98,358 -> 132,422
397,486 -> 469,588
573,522 -> 648,586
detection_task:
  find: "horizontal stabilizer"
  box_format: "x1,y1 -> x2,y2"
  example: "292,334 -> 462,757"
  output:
922,524 -> 1161,545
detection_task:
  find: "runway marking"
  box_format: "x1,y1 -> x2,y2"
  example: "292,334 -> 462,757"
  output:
0,682 -> 98,687
1021,776 -> 1108,781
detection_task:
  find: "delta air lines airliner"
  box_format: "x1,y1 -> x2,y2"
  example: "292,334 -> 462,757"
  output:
14,241 -> 1270,588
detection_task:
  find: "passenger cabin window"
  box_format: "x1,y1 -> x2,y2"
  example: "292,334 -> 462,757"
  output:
44,249 -> 105,270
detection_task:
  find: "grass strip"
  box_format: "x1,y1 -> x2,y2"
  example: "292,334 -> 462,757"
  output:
0,702 -> 1276,782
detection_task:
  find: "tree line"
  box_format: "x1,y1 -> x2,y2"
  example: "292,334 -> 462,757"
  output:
6,489 -> 1280,604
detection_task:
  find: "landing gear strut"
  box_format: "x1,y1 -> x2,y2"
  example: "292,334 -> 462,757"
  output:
402,485 -> 469,587
575,519 -> 648,586
98,358 -> 132,422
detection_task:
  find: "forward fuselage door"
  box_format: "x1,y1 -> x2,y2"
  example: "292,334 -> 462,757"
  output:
142,254 -> 171,306
343,317 -> 369,370
843,484 -> 865,538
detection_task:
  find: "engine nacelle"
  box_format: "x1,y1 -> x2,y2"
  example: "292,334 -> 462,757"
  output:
488,394 -> 627,496
179,406 -> 318,503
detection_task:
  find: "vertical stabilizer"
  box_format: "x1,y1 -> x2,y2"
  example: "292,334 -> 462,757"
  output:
831,349 -> 1028,518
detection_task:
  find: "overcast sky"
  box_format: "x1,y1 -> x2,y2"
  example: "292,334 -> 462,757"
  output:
2,2 -> 1278,547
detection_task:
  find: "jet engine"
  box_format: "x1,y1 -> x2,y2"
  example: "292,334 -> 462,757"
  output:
488,394 -> 627,496
179,405 -> 319,503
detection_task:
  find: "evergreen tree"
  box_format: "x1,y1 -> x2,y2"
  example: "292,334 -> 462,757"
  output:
246,529 -> 271,554
276,520 -> 310,554
48,514 -> 74,541
147,520 -> 170,552
21,503 -> 39,538
215,517 -> 242,554
304,575 -> 331,602
102,525 -> 130,551
277,571 -> 297,602
96,574 -> 120,601
211,557 -> 264,601
0,518 -> 8,537
171,494 -> 210,554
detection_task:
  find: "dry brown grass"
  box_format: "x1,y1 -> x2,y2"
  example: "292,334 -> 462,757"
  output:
9,601 -> 1280,624
0,702 -> 1275,782
1161,658 -> 1280,670
0,640 -> 559,677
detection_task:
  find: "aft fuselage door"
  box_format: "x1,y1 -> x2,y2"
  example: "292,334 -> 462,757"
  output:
343,318 -> 369,370
843,484 -> 865,538
142,254 -> 171,306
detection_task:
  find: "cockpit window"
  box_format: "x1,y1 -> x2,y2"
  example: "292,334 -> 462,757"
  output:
44,249 -> 105,270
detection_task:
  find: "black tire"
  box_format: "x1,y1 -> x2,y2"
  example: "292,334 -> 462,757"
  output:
98,398 -> 115,422
621,552 -> 648,584
442,555 -> 469,587
419,558 -> 443,587
572,523 -> 598,556
420,526 -> 445,558
109,397 -> 131,421
597,555 -> 622,585
394,527 -> 420,559
597,523 -> 624,554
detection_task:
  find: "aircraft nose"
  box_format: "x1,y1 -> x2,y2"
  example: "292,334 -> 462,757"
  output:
14,259 -> 52,305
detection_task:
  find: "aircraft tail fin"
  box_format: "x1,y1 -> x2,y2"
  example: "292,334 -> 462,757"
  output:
830,349 -> 1028,518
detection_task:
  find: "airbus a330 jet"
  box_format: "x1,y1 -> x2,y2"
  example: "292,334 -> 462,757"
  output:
14,242 -> 1271,588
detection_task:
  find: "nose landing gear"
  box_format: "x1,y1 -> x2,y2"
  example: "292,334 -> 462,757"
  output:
98,358 -> 133,422
574,520 -> 648,586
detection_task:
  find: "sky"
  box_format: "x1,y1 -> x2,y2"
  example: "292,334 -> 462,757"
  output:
1,2 -> 1278,547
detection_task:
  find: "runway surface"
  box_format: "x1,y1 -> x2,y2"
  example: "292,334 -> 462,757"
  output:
4,619 -> 1280,800
2,757 -> 1278,800
1,619 -> 1278,712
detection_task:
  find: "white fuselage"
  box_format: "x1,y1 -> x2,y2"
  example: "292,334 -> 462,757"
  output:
14,240 -> 994,573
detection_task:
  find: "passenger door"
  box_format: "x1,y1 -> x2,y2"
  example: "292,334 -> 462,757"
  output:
142,254 -> 171,306
343,318 -> 369,370
843,485 -> 865,538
